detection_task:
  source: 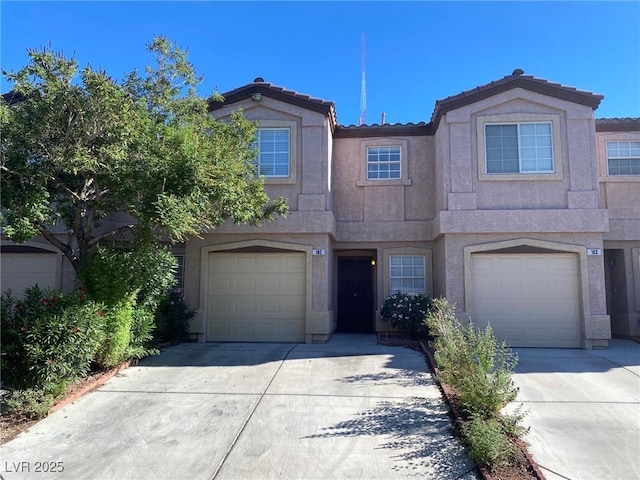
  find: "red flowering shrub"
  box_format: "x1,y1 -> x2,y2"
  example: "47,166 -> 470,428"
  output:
1,286 -> 106,394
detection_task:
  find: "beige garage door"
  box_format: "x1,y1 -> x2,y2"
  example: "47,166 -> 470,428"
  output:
471,253 -> 581,348
206,252 -> 306,342
1,253 -> 58,298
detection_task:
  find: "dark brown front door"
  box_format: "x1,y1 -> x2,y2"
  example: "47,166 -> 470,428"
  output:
337,257 -> 374,333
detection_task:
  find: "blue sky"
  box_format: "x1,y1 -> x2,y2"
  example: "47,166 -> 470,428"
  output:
1,1 -> 639,125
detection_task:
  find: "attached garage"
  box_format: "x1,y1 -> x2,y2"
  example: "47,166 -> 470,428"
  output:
1,249 -> 59,298
206,252 -> 306,342
471,253 -> 581,348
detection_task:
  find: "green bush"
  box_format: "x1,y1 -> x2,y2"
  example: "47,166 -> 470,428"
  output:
83,242 -> 178,364
2,388 -> 55,419
425,297 -> 526,469
95,298 -> 133,368
0,286 -> 105,394
426,297 -> 519,419
154,291 -> 195,344
464,415 -> 513,467
129,308 -> 159,359
380,292 -> 431,339
83,243 -> 177,310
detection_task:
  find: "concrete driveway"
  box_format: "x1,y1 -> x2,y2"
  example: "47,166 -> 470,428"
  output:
0,334 -> 478,480
512,339 -> 640,480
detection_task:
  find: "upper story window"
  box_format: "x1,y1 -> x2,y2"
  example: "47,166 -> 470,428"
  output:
485,122 -> 553,174
390,255 -> 425,295
477,113 -> 562,181
253,128 -> 290,177
606,141 -> 640,175
367,146 -> 401,179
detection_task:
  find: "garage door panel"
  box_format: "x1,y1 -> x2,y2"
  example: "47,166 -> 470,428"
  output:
472,253 -> 581,348
1,253 -> 58,298
207,252 -> 305,342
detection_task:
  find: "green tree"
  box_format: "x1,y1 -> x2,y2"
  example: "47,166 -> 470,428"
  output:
1,37 -> 288,275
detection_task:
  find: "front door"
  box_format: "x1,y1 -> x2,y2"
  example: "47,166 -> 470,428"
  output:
337,257 -> 374,333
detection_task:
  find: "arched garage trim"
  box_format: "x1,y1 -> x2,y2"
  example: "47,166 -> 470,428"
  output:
199,239 -> 313,341
463,238 -> 591,347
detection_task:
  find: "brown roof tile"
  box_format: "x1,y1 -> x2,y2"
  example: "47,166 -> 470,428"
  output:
430,70 -> 604,129
595,117 -> 640,132
334,122 -> 431,138
208,78 -> 337,130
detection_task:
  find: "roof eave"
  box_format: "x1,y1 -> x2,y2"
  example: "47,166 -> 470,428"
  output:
430,76 -> 604,131
595,118 -> 640,132
334,123 -> 433,138
208,83 -> 337,132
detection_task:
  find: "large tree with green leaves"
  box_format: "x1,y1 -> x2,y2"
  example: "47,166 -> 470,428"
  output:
1,37 -> 287,276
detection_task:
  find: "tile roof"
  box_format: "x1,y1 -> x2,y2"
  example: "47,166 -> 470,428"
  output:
334,122 -> 431,138
208,78 -> 337,130
430,69 -> 604,129
595,117 -> 640,132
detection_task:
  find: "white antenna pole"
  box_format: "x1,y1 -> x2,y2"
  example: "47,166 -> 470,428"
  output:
358,33 -> 367,126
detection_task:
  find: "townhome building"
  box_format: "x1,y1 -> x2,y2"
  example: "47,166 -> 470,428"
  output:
3,70 -> 639,348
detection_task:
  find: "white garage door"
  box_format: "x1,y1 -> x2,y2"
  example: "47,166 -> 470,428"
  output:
206,252 -> 306,342
471,253 -> 581,348
1,253 -> 58,298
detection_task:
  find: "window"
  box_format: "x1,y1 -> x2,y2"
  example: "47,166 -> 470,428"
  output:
253,128 -> 290,177
367,146 -> 401,179
390,255 -> 425,295
606,141 -> 640,175
485,123 -> 553,174
172,254 -> 185,295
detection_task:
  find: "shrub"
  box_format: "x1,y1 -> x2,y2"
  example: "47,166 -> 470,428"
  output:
0,286 -> 105,394
129,308 -> 159,360
83,242 -> 178,364
426,297 -> 526,469
95,298 -> 133,369
154,291 -> 195,344
83,243 -> 177,310
380,292 -> 431,339
2,388 -> 55,419
426,297 -> 519,419
464,415 -> 513,467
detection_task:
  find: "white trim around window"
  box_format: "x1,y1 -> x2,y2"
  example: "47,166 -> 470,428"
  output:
357,138 -> 411,186
367,146 -> 401,180
389,254 -> 426,295
253,120 -> 297,184
606,141 -> 640,175
382,247 -> 433,300
477,113 -> 563,181
254,128 -> 290,177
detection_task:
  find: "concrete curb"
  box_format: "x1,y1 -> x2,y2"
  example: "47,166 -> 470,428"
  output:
50,360 -> 134,414
419,340 -> 547,480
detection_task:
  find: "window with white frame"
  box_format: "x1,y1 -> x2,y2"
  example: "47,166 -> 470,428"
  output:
485,122 -> 553,174
606,141 -> 640,175
390,255 -> 425,295
253,128 -> 290,177
367,146 -> 401,179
